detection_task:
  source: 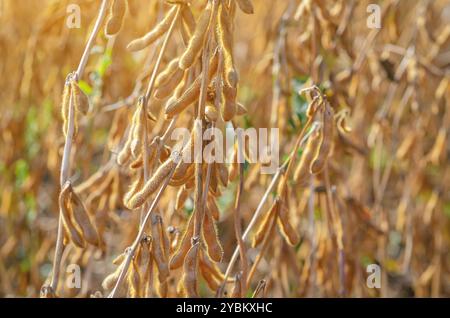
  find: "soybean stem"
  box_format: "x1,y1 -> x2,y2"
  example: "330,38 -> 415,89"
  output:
49,0 -> 109,293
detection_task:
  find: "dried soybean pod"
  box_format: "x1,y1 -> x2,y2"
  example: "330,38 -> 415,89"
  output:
170,165 -> 195,186
228,163 -> 238,183
215,163 -> 228,187
394,132 -> 415,160
144,260 -> 155,298
179,15 -> 191,46
130,98 -> 145,158
179,1 -> 213,70
63,211 -> 85,249
155,58 -> 180,88
252,280 -> 266,298
151,214 -> 170,282
74,165 -> 111,194
112,253 -> 126,265
165,53 -> 218,117
109,173 -> 119,210
102,262 -> 124,290
276,195 -> 300,246
168,226 -> 180,252
228,142 -> 239,181
164,79 -> 201,118
207,195 -> 220,221
161,222 -> 171,260
118,109 -> 141,165
137,238 -> 152,280
117,136 -> 132,166
205,105 -> 218,122
89,291 -> 103,298
124,172 -> 144,206
129,154 -> 143,169
127,157 -> 178,209
306,96 -> 320,119
61,75 -> 71,136
176,186 -> 189,210
182,241 -> 200,297
171,151 -> 194,181
221,84 -> 237,121
252,200 -> 277,247
132,140 -> 158,170
105,0 -> 127,37
157,280 -> 168,298
208,167 -> 220,197
202,207 -> 223,262
146,106 -> 158,122
200,249 -> 225,280
85,170 -> 115,205
293,130 -> 321,186
198,252 -> 221,291
40,286 -> 56,298
428,127 -> 446,165
177,273 -> 186,296
236,102 -> 247,116
217,3 -> 238,88
236,0 -> 254,14
127,259 -> 141,298
127,6 -> 178,51
169,212 -> 195,270
310,103 -> 334,174
181,5 -> 196,35
71,80 -> 90,116
70,187 -> 99,246
231,272 -> 243,298
199,260 -> 221,291
59,182 -> 85,248
155,67 -> 185,99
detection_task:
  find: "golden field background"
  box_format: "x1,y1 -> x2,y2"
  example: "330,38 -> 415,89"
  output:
0,0 -> 449,297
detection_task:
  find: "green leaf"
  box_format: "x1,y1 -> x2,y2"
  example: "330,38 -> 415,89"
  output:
97,48 -> 112,78
25,106 -> 40,157
184,198 -> 194,216
78,80 -> 93,96
369,147 -> 389,169
444,202 -> 450,219
14,159 -> 30,188
291,76 -> 310,126
288,117 -> 297,130
360,255 -> 374,267
243,115 -> 253,129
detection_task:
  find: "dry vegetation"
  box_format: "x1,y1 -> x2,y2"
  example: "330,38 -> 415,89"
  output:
0,0 -> 449,298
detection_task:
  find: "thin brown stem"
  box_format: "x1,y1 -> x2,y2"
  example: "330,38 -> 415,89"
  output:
75,0 -> 110,80
48,0 -> 109,294
233,139 -> 248,290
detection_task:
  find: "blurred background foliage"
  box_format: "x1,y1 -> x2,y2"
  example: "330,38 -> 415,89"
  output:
0,0 -> 449,297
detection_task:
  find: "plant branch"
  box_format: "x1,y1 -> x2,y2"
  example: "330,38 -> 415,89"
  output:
48,0 -> 109,294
